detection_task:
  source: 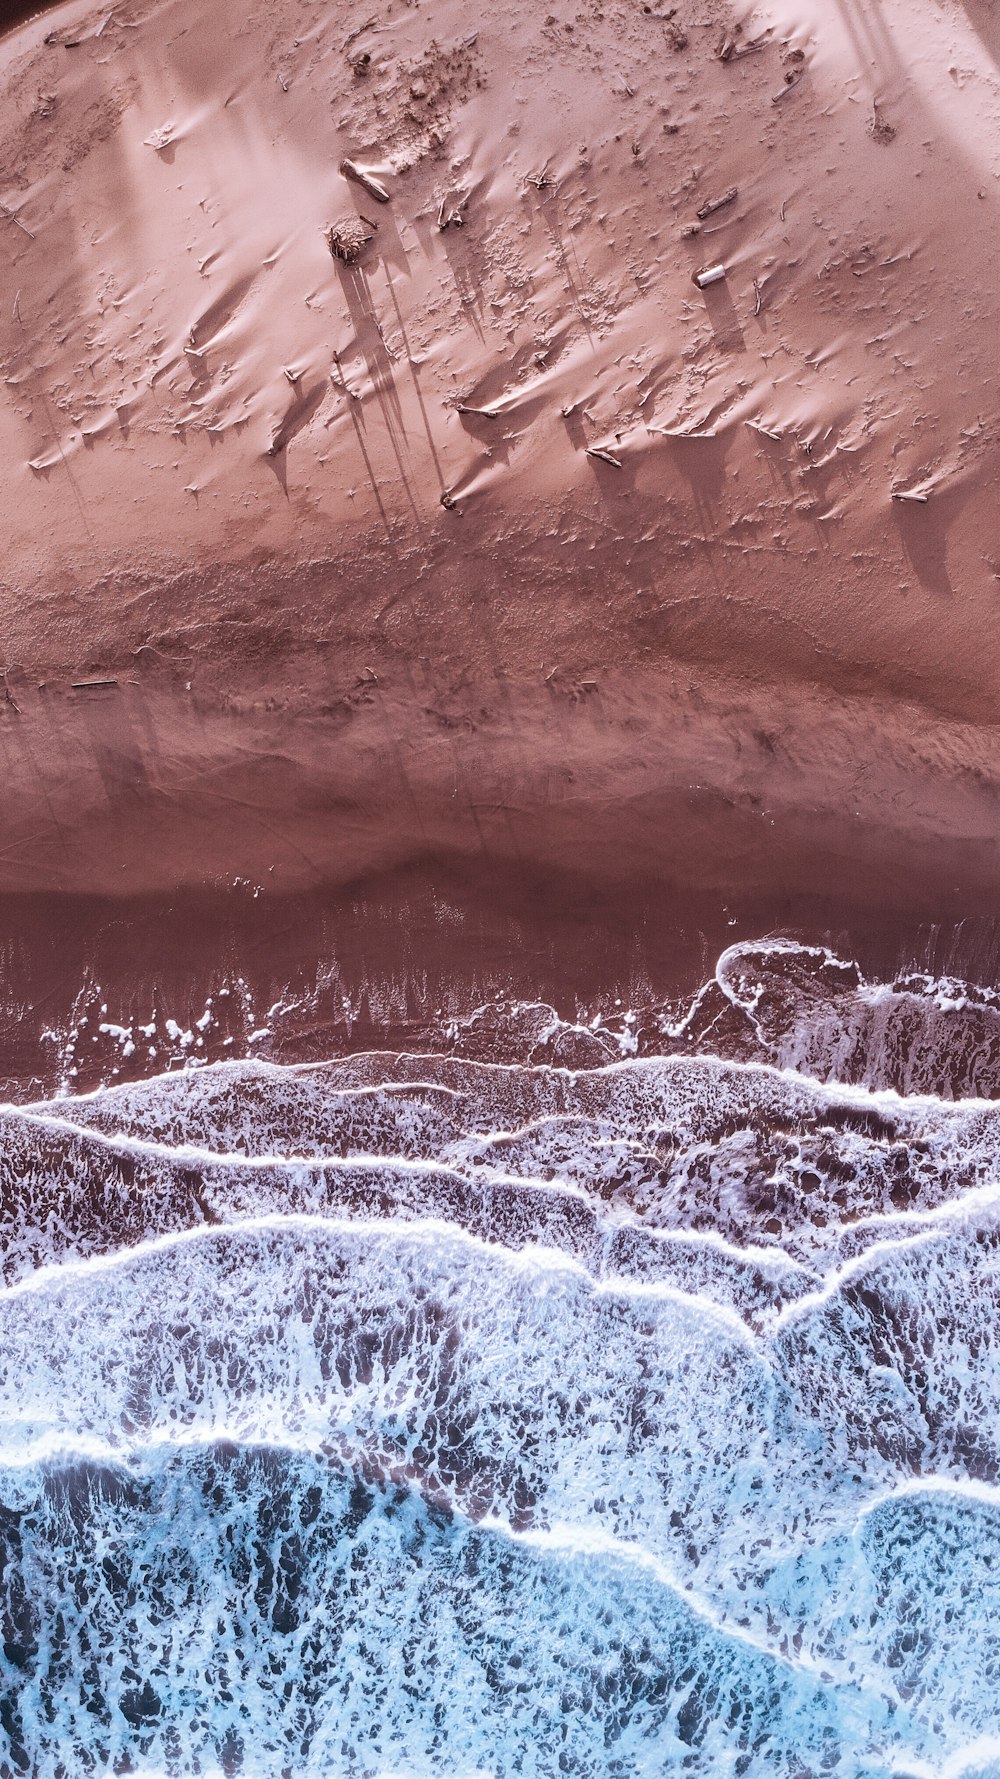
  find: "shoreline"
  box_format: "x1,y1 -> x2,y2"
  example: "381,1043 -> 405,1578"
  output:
1,650 -> 1000,1096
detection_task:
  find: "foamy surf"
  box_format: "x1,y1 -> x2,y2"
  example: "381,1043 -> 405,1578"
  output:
6,940 -> 1000,1774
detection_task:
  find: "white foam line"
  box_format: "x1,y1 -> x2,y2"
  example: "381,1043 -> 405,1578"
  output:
603,1219 -> 813,1278
0,1106 -> 599,1193
0,1103 -> 822,1281
20,1037 -> 1000,1121
0,1212 -> 772,1355
771,1213 -> 997,1333
832,1178 -> 1000,1246
850,1473 -> 1000,1533
0,1427 -> 839,1689
488,1517 -> 838,1683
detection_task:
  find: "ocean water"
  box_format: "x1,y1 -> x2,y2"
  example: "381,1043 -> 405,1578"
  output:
6,940 -> 1000,1777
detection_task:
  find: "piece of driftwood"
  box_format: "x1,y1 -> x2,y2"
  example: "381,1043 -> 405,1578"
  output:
719,33 -> 768,60
586,446 -> 622,468
891,487 -> 929,504
326,214 -> 378,264
72,678 -> 118,689
772,71 -> 802,102
437,192 -> 468,229
696,187 -> 737,221
340,159 -> 390,204
343,19 -> 376,49
0,203 -> 34,239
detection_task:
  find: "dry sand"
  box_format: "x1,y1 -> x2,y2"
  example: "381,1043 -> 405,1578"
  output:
1,0 -> 1000,1074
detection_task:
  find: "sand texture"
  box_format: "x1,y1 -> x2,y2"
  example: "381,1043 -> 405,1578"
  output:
0,0 -> 999,916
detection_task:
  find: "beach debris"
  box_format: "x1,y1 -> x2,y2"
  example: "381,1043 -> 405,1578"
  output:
331,350 -> 360,400
325,214 -> 378,264
0,203 -> 35,240
753,278 -> 762,315
340,158 -> 390,204
649,423 -> 717,439
586,446 -> 623,468
454,403 -> 498,418
12,289 -> 21,322
282,366 -> 302,384
350,51 -> 372,77
772,70 -> 802,102
696,186 -> 738,221
95,11 -> 114,37
718,29 -> 769,61
642,6 -> 677,16
680,222 -> 701,239
343,18 -> 377,49
437,191 -> 468,229
746,418 -> 783,441
373,315 -> 398,361
72,678 -> 118,690
526,164 -> 553,191
144,123 -> 176,151
869,100 -> 896,144
891,486 -> 929,503
692,263 -> 726,289
440,490 -> 459,509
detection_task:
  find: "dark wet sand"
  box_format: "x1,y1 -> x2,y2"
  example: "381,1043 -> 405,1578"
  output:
2,654 -> 1000,1097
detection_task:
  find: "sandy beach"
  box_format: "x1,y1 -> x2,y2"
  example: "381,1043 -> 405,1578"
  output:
2,0 -> 1000,1077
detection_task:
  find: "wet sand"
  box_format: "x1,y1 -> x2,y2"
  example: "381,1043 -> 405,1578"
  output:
2,0 -> 1000,1087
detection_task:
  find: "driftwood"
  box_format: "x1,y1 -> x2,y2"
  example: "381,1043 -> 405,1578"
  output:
586,446 -> 622,468
0,203 -> 35,240
891,488 -> 929,504
718,32 -> 768,61
340,159 -> 390,204
437,192 -> 469,229
696,187 -> 737,221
